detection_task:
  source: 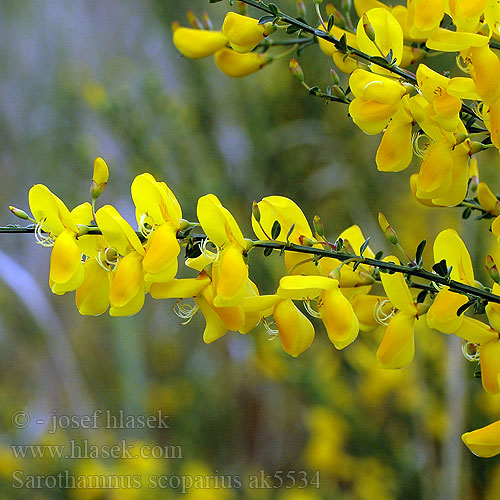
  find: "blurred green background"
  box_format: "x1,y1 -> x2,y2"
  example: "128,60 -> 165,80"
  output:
1,0 -> 500,499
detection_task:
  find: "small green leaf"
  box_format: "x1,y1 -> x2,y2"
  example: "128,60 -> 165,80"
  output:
264,246 -> 273,257
286,223 -> 295,242
416,290 -> 427,304
415,239 -> 426,265
327,14 -> 335,31
268,3 -> 279,16
462,206 -> 472,219
271,220 -> 281,240
286,24 -> 300,33
258,15 -> 275,24
209,0 -> 224,3
353,261 -> 361,271
309,86 -> 321,95
336,238 -> 344,251
360,237 -> 371,256
456,300 -> 474,316
374,250 -> 384,260
185,242 -> 202,259
432,259 -> 448,277
338,33 -> 347,52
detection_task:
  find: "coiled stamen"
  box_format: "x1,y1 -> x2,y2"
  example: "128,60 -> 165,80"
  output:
34,220 -> 55,247
374,299 -> 395,326
304,299 -> 321,318
200,238 -> 219,262
95,247 -> 119,271
263,317 -> 278,339
456,54 -> 471,74
139,213 -> 154,239
173,299 -> 199,325
412,133 -> 432,158
462,340 -> 480,362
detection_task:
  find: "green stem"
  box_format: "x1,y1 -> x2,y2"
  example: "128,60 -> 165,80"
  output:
4,225 -> 500,304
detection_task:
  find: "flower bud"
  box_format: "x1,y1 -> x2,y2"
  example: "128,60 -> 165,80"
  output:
9,206 -> 31,220
252,201 -> 261,223
454,133 -> 469,146
478,182 -> 500,215
486,255 -> 500,284
289,59 -> 304,82
313,215 -> 324,238
378,212 -> 398,244
329,266 -> 341,281
171,21 -> 180,33
469,141 -> 487,155
76,224 -> 89,236
362,13 -> 376,43
330,68 -> 340,86
91,157 -> 109,200
332,85 -> 347,100
299,235 -> 315,246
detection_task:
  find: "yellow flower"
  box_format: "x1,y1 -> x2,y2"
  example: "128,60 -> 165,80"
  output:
406,0 -> 445,39
28,184 -> 93,294
277,275 -> 359,350
348,69 -> 407,134
197,194 -> 248,307
214,48 -> 271,77
173,27 -> 228,59
478,182 -> 500,215
376,256 -> 420,369
90,156 -> 109,200
131,173 -> 181,283
222,12 -> 268,53
95,205 -> 146,316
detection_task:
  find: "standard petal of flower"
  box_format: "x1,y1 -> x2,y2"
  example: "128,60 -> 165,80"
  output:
479,340 -> 500,394
376,113 -> 413,172
50,229 -> 83,286
109,285 -> 145,317
433,229 -> 475,285
75,259 -> 110,315
197,294 -> 228,344
274,299 -> 315,357
109,252 -> 144,308
349,97 -> 399,135
462,420 -> 500,458
426,28 -> 489,51
29,184 -> 75,234
173,27 -> 228,59
70,202 -> 93,226
197,194 -> 246,249
95,205 -> 144,256
377,312 -> 416,369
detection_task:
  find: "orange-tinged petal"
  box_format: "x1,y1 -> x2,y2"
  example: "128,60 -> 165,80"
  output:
76,259 -> 110,315
50,229 -> 82,286
433,229 -> 475,285
377,312 -> 416,368
202,285 -> 245,332
173,27 -> 228,59
214,49 -> 271,78
379,256 -> 417,314
320,287 -> 360,349
109,251 -> 144,308
462,420 -> 500,458
95,205 -> 144,256
212,245 -> 248,307
109,284 -> 145,317
480,340 -> 500,394
274,299 -> 315,357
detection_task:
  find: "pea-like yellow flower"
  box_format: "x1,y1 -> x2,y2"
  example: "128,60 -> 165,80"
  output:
131,173 -> 182,283
214,48 -> 272,77
277,275 -> 359,350
197,194 -> 249,307
349,69 -> 407,134
377,256 -> 420,369
406,0 -> 445,39
91,156 -> 109,200
95,205 -> 146,316
173,27 -> 228,59
222,12 -> 268,53
29,184 -> 93,295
